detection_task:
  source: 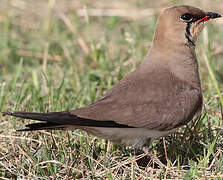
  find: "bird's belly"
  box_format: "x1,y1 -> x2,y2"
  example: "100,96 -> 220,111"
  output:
83,127 -> 177,149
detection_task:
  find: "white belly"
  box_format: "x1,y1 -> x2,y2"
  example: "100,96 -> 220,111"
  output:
81,127 -> 177,149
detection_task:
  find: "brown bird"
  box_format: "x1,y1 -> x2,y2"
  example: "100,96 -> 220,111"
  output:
2,6 -> 221,152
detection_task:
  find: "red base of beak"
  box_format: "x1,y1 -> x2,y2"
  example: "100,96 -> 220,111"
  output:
198,16 -> 210,22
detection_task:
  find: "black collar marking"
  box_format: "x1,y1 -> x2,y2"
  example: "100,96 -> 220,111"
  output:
185,22 -> 195,47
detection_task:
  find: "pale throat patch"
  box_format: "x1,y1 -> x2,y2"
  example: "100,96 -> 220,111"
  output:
190,21 -> 204,42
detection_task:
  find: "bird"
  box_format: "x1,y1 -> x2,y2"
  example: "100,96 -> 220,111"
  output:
2,6 -> 221,153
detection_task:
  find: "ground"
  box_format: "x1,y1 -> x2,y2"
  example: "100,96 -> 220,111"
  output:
0,0 -> 223,179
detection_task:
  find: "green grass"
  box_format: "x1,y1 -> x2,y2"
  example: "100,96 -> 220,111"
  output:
1,0 -> 223,179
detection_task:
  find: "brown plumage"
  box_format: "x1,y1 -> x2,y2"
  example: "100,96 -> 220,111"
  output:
2,6 -> 221,150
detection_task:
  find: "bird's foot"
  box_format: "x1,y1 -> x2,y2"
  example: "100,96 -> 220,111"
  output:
142,143 -> 167,168
146,151 -> 167,168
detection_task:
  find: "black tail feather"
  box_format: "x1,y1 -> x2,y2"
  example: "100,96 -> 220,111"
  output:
16,122 -> 68,131
2,111 -> 132,131
2,111 -> 74,122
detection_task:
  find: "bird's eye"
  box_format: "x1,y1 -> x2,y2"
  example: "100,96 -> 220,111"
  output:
180,13 -> 193,22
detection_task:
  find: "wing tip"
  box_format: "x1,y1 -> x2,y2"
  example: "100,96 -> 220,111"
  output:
2,112 -> 13,116
2,111 -> 27,117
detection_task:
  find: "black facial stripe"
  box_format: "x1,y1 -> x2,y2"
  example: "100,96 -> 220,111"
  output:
180,13 -> 208,47
186,22 -> 191,36
185,32 -> 195,46
185,22 -> 195,46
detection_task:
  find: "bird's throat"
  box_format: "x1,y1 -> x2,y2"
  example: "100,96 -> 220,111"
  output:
185,23 -> 196,46
185,21 -> 204,47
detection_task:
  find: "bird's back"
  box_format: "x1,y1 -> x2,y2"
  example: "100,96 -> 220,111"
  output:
72,49 -> 203,131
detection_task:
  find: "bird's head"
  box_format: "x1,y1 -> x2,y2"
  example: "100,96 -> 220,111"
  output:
153,6 -> 221,48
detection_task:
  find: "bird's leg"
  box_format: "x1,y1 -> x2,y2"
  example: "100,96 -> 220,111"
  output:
143,138 -> 167,168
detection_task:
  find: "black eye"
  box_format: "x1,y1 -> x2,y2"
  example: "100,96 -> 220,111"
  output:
180,13 -> 193,22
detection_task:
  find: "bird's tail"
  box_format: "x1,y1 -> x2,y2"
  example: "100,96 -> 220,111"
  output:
2,111 -> 131,131
2,111 -> 77,131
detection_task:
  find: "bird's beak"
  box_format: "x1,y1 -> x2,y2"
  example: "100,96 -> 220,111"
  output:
198,12 -> 221,22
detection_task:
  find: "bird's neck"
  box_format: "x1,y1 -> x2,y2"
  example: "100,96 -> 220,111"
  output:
141,44 -> 201,89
